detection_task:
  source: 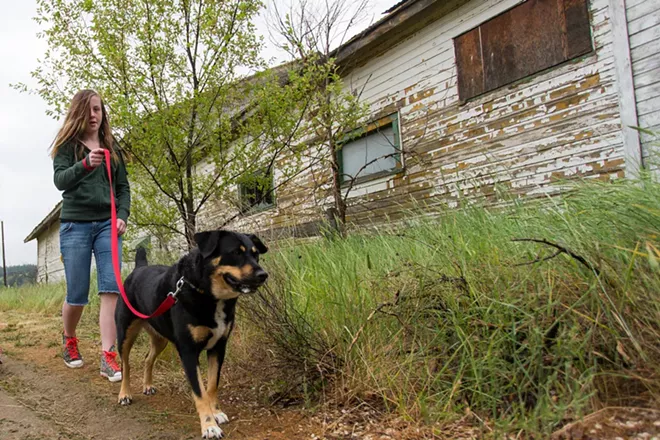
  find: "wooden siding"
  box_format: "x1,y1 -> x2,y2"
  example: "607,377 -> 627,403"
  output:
36,221 -> 65,284
197,145 -> 333,240
626,0 -> 660,161
341,0 -> 624,224
201,0 -> 628,236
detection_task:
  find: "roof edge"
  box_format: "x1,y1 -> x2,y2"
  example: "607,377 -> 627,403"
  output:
24,201 -> 62,243
334,0 -> 433,63
335,0 -> 468,71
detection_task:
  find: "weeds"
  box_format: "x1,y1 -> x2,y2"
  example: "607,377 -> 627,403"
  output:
242,173 -> 660,436
2,174 -> 659,437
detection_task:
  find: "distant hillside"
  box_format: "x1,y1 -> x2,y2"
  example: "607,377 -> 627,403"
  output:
0,264 -> 37,287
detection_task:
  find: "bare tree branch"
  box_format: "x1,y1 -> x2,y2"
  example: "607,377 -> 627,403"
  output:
512,238 -> 600,275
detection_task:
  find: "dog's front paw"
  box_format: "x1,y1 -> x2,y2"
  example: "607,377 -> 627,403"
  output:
118,394 -> 133,406
143,386 -> 157,396
201,425 -> 224,439
213,411 -> 229,425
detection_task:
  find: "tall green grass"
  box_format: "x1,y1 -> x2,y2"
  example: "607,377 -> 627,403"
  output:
0,269 -> 113,315
0,282 -> 66,314
2,174 -> 658,436
242,174 -> 660,435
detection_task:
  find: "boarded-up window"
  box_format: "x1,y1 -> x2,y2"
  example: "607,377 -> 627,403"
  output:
454,0 -> 592,101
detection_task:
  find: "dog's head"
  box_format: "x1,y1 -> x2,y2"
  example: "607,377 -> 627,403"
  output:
193,230 -> 269,300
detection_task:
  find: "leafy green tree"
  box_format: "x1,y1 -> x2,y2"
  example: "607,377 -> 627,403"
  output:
19,0 -> 303,248
20,0 -> 389,245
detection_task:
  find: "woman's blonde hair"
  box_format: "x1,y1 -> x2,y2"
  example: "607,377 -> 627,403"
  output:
50,89 -> 118,163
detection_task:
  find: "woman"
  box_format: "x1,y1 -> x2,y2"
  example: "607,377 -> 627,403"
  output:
51,89 -> 130,382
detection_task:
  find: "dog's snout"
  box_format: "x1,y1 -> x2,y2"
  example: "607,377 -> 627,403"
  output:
254,269 -> 268,284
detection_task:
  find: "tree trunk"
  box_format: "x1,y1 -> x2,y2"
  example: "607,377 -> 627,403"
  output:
184,210 -> 196,250
183,96 -> 198,250
328,140 -> 346,236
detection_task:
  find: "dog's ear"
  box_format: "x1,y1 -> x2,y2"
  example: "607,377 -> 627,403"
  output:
248,234 -> 268,254
194,230 -> 222,258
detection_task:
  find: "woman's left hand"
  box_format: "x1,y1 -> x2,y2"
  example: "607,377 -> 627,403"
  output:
117,219 -> 127,236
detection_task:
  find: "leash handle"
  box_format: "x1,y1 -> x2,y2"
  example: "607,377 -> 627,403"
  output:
104,149 -> 176,319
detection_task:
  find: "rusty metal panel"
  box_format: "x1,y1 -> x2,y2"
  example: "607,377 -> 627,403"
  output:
563,0 -> 593,59
455,28 -> 484,102
481,0 -> 566,93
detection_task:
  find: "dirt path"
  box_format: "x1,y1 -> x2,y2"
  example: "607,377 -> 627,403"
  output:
0,313 -> 326,440
1,313 -> 446,440
0,379 -> 63,440
0,356 -> 188,440
3,313 -> 657,440
0,350 -> 332,439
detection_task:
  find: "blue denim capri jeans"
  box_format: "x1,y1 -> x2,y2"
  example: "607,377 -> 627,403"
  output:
59,219 -> 122,306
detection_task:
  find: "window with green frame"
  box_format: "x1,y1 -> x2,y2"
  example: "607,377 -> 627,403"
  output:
238,169 -> 275,213
339,113 -> 402,184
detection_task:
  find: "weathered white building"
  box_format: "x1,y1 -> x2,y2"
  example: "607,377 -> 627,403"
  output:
24,202 -> 64,284
207,0 -> 660,236
27,0 -> 660,281
625,0 -> 660,163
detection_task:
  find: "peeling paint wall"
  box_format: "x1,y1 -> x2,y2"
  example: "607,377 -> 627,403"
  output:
196,142 -> 332,240
341,0 -> 624,224
204,0 -> 626,235
36,221 -> 65,284
626,0 -> 660,161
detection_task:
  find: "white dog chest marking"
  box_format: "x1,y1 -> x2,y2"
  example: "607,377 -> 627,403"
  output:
204,304 -> 227,350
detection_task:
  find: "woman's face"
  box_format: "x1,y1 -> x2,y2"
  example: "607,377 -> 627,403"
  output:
87,95 -> 103,134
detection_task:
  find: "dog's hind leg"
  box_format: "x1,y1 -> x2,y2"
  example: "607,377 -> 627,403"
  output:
142,326 -> 168,396
117,319 -> 143,405
206,339 -> 229,425
178,347 -> 223,439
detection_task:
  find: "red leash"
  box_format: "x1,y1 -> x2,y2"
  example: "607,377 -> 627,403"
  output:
104,149 -> 177,319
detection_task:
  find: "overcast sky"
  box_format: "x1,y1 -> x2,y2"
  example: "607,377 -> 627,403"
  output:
0,0 -> 62,266
0,0 -> 394,266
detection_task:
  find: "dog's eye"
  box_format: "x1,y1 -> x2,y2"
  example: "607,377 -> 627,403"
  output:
233,248 -> 243,256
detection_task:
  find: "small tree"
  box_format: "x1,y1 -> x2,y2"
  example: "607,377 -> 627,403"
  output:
19,0 -> 304,249
269,0 -> 411,233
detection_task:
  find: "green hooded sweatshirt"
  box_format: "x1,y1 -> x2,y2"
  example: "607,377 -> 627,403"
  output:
53,141 -> 131,223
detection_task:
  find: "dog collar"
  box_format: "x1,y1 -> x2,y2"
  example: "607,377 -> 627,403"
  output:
168,277 -> 205,302
181,277 -> 205,294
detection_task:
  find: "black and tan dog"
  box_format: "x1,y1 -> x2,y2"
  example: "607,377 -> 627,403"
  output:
115,230 -> 268,439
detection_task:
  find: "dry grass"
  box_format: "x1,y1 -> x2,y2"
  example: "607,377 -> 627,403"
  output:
2,174 -> 659,438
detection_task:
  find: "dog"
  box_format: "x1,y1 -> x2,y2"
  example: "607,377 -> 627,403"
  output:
115,230 -> 268,439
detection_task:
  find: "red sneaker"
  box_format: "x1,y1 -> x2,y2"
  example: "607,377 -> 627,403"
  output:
100,348 -> 122,382
62,334 -> 84,368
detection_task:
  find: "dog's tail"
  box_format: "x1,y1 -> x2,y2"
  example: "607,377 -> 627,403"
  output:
135,247 -> 148,268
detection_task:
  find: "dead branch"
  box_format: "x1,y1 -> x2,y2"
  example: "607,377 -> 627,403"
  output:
512,238 -> 600,275
512,249 -> 562,266
347,291 -> 407,352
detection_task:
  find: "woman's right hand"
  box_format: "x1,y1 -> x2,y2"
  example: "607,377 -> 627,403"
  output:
87,148 -> 105,168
